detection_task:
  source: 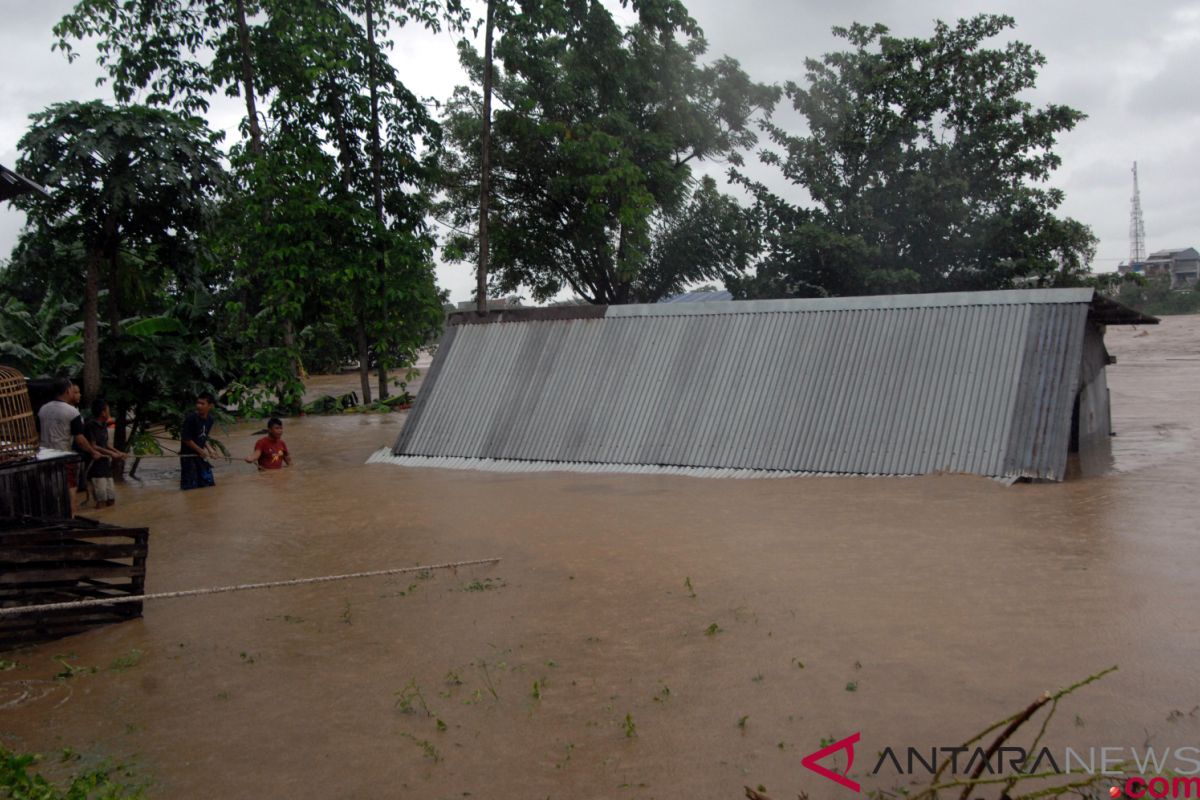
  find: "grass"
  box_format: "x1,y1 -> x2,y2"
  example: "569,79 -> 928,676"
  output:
398,732 -> 441,763
458,577 -> 506,592
0,745 -> 143,799
478,661 -> 500,700
52,655 -> 95,680
109,650 -> 142,671
395,678 -> 433,716
704,623 -> 721,636
684,577 -> 696,598
622,713 -> 637,738
845,681 -> 858,692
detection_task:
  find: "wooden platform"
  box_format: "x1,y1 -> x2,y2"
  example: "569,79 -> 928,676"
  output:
0,450 -> 77,519
0,516 -> 149,650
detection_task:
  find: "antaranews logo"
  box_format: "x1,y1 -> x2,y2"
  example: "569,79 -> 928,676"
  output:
799,734 -> 1200,797
800,732 -> 861,792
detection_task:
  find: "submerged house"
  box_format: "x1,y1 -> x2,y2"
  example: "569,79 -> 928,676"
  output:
380,289 -> 1154,482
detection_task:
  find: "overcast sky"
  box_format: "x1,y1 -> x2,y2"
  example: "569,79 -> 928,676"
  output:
1,0 -> 1197,303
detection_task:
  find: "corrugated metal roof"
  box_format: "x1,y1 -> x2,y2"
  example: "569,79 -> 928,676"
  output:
392,289 -> 1108,481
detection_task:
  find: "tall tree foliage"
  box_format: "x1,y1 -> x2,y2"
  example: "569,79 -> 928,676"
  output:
247,0 -> 448,404
11,101 -> 225,401
437,0 -> 777,304
54,0 -> 461,409
732,15 -> 1096,300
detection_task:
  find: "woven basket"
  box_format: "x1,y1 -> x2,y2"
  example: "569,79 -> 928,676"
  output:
0,366 -> 39,463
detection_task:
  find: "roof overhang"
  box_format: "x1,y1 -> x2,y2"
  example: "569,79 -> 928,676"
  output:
0,164 -> 49,203
1089,292 -> 1158,325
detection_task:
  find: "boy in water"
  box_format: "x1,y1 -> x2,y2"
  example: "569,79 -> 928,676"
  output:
245,417 -> 291,470
180,392 -> 219,490
83,398 -> 126,508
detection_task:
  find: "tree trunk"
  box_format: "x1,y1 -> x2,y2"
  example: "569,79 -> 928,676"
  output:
113,398 -> 128,480
476,0 -> 496,317
356,314 -> 372,405
82,251 -> 102,402
233,0 -> 264,156
366,0 -> 389,399
105,241 -> 123,464
106,253 -> 121,333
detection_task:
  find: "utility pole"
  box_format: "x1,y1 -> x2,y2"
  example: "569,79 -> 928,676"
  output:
476,0 -> 495,317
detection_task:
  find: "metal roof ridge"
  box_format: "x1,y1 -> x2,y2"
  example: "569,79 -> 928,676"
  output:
605,288 -> 1096,318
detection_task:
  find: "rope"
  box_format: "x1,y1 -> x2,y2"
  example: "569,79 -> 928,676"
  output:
127,454 -> 234,461
0,557 -> 501,617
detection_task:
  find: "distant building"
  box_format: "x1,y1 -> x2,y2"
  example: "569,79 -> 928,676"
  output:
1118,247 -> 1200,289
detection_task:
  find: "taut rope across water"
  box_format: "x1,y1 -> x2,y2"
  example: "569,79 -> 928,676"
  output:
0,558 -> 502,617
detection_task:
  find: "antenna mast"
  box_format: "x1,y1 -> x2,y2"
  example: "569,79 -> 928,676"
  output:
1129,162 -> 1146,264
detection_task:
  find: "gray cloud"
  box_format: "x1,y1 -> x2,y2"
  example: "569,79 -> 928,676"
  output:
2,0 -> 1198,302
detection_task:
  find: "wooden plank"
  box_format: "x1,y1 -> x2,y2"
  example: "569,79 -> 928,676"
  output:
0,544 -> 144,562
0,529 -> 149,545
0,581 -> 139,598
0,563 -> 145,585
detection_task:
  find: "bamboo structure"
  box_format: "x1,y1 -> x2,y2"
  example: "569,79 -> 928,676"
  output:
0,366 -> 38,464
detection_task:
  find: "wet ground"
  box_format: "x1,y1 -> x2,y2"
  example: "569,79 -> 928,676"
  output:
2,317 -> 1199,799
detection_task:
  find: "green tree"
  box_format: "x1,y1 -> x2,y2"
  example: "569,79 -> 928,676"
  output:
0,291 -> 83,380
12,101 -> 226,401
736,15 -> 1096,299
242,0 -> 447,405
55,0 -> 462,406
437,0 -> 777,304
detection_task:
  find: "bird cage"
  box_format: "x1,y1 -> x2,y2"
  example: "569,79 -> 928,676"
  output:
0,366 -> 39,463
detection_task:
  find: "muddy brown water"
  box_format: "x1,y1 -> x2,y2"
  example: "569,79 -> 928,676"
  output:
3,319 -> 1200,799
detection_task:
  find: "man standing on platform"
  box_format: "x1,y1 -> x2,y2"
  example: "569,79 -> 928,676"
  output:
37,378 -> 102,513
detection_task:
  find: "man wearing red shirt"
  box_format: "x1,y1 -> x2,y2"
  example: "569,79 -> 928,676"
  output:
245,418 -> 291,470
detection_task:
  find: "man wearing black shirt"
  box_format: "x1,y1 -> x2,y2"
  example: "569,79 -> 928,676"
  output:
180,392 -> 218,490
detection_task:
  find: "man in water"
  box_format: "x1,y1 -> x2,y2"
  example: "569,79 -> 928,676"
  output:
180,391 -> 219,490
245,417 -> 291,470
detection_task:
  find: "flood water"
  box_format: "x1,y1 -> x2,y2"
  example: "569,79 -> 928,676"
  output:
2,318 -> 1199,799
